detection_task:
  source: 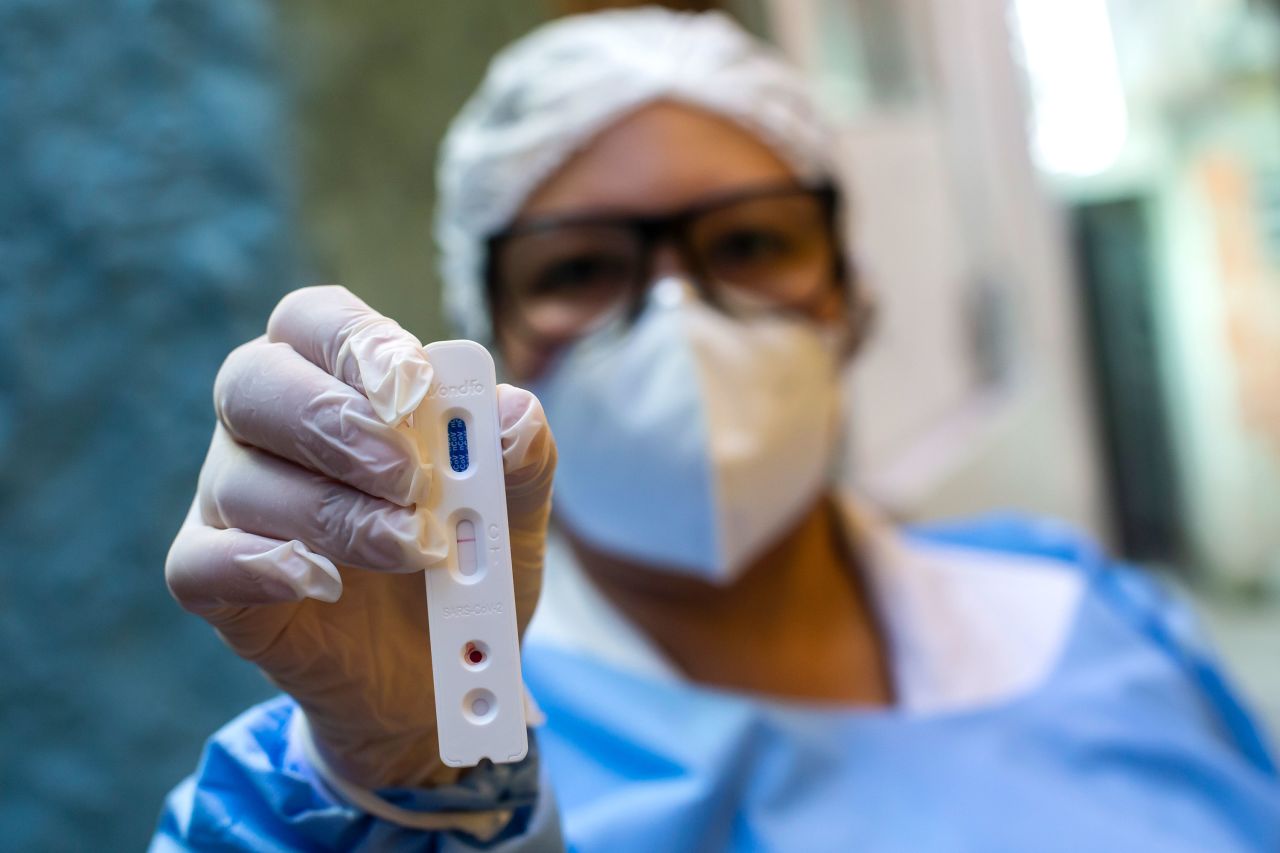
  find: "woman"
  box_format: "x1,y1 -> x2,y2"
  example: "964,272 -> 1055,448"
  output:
154,9 -> 1279,851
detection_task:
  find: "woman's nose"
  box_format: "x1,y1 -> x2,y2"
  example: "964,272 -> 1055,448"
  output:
650,243 -> 693,281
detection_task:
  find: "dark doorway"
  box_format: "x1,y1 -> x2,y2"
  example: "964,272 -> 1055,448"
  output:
1072,198 -> 1186,564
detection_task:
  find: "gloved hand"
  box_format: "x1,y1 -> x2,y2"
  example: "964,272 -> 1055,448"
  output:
165,285 -> 556,790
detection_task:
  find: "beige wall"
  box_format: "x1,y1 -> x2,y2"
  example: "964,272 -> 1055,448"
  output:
277,3 -> 548,343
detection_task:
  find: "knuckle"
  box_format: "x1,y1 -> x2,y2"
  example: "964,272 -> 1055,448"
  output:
313,482 -> 368,560
265,289 -> 303,337
269,285 -> 322,328
162,543 -> 184,595
297,391 -> 365,481
313,481 -> 406,570
163,535 -> 203,610
213,341 -> 299,442
212,340 -> 255,418
297,392 -> 415,501
212,337 -> 279,423
196,432 -> 251,528
267,284 -> 358,341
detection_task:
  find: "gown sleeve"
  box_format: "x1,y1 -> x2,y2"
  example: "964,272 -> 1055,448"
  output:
149,695 -> 564,852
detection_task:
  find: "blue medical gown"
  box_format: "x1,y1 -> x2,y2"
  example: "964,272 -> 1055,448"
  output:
154,517 -> 1280,850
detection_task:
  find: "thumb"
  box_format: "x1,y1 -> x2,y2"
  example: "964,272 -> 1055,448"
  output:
496,384 -> 556,633
497,384 -> 557,521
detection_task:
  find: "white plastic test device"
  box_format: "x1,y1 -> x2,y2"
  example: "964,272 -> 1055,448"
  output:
414,340 -> 527,767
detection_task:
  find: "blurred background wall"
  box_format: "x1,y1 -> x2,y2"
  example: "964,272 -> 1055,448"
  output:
2,0 -> 1277,848
274,3 -> 548,344
1,2 -> 300,848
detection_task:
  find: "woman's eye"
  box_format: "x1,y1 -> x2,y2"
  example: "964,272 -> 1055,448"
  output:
709,229 -> 789,264
532,254 -> 629,296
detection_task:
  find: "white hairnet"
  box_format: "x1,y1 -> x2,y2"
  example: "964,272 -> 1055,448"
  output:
435,7 -> 839,340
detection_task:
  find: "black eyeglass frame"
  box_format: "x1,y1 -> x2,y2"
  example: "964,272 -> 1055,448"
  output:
482,180 -> 861,345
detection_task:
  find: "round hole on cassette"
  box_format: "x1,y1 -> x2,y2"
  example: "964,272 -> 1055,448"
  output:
462,688 -> 498,725
462,640 -> 490,670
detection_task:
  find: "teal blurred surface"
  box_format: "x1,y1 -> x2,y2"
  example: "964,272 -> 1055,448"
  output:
0,1 -> 294,847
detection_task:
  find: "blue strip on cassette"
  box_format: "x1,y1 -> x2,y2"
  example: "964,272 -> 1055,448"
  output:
447,417 -> 469,473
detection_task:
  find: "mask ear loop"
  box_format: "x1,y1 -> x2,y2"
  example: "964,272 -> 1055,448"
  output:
839,255 -> 877,361
826,180 -> 876,360
481,233 -> 512,347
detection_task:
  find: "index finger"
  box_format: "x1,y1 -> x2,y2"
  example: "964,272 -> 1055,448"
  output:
267,285 -> 434,425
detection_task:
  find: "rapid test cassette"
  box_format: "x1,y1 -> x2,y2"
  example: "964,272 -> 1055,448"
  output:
415,340 -> 527,767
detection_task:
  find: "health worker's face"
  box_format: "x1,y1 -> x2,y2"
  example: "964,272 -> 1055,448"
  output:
495,101 -> 843,381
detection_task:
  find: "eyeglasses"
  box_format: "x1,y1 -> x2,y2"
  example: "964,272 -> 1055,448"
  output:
484,181 -> 846,343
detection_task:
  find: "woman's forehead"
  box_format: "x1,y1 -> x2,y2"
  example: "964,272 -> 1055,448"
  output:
517,101 -> 796,222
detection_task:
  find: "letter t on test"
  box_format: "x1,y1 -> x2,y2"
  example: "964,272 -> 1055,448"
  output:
488,524 -> 503,567
414,341 -> 527,767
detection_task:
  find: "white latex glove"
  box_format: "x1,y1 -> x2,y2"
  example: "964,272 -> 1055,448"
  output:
165,285 -> 556,790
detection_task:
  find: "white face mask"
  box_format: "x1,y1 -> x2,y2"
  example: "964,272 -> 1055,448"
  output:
533,279 -> 843,583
